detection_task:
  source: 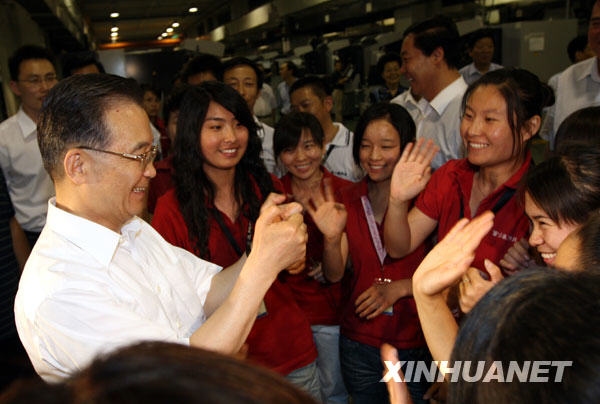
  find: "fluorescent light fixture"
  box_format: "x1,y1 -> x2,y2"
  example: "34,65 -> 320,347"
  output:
110,12 -> 119,18
172,22 -> 180,27
110,32 -> 118,37
166,27 -> 173,33
111,26 -> 119,32
161,32 -> 168,37
189,7 -> 198,13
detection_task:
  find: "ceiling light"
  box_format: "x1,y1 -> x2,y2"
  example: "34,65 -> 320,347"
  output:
161,32 -> 168,37
189,7 -> 198,13
110,32 -> 118,37
110,12 -> 119,18
172,22 -> 180,28
166,27 -> 173,33
111,26 -> 119,32
157,36 -> 162,40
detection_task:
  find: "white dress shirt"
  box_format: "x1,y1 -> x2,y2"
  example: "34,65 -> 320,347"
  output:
277,81 -> 291,114
255,116 -> 280,176
254,83 -> 277,118
14,198 -> 221,382
322,123 -> 363,182
459,62 -> 503,85
0,108 -> 55,232
540,57 -> 600,149
391,89 -> 430,124
418,77 -> 468,170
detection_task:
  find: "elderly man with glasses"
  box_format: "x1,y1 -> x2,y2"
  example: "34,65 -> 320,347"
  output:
14,74 -> 309,383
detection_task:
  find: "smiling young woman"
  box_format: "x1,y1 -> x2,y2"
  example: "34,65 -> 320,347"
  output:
384,68 -> 555,275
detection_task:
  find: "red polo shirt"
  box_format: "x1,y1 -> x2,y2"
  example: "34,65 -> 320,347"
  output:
147,155 -> 174,214
339,179 -> 426,350
280,168 -> 352,325
415,154 -> 531,274
151,176 -> 317,375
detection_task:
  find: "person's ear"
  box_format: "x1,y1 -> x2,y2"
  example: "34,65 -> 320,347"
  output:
63,149 -> 89,185
9,81 -> 21,97
430,46 -> 445,65
521,115 -> 541,142
324,96 -> 333,113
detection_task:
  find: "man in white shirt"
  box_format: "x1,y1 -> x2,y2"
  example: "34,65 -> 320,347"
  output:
542,4 -> 600,149
223,57 -> 280,176
391,88 -> 429,124
459,29 -> 503,85
0,45 -> 57,248
14,74 -> 308,382
277,61 -> 298,115
290,76 -> 363,182
400,16 -> 468,170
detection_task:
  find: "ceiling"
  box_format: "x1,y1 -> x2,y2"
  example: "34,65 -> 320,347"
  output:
79,0 -> 226,44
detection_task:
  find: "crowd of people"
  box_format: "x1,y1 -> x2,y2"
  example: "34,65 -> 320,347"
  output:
1,5 -> 600,404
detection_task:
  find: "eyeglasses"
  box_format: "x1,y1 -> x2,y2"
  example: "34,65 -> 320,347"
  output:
77,145 -> 158,168
19,74 -> 58,86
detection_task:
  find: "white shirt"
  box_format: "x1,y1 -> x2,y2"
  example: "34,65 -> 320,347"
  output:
254,83 -> 277,118
149,121 -> 163,155
277,81 -> 291,114
391,89 -> 430,124
0,107 -> 55,232
540,57 -> 600,149
322,123 -> 363,182
459,62 -> 503,85
14,199 -> 221,382
255,116 -> 280,177
419,77 -> 468,170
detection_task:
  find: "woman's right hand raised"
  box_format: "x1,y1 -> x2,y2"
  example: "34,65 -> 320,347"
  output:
389,138 -> 439,204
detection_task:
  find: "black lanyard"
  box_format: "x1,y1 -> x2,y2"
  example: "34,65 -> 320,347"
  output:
459,188 -> 516,219
210,209 -> 253,257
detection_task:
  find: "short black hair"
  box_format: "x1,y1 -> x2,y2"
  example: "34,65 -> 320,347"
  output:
403,16 -> 460,69
282,61 -> 299,77
375,52 -> 402,78
38,74 -> 143,179
223,57 -> 264,88
180,53 -> 224,83
140,84 -> 161,100
61,51 -> 105,77
573,210 -> 600,271
554,106 -> 600,152
567,34 -> 589,63
9,45 -> 56,81
450,268 -> 600,403
524,144 -> 600,226
467,28 -> 496,50
273,111 -> 324,158
352,102 -> 416,166
289,76 -> 331,100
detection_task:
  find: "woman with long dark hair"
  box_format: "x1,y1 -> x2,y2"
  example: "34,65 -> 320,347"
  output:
152,82 -> 318,397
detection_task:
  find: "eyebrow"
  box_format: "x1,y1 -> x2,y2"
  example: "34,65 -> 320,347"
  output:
532,215 -> 550,221
205,117 -> 226,122
130,141 -> 151,153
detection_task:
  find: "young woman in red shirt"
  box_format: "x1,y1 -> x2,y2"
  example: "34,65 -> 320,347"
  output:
273,111 -> 351,404
151,82 -> 318,397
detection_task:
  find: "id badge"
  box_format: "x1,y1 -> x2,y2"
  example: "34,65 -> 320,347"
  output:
257,300 -> 268,319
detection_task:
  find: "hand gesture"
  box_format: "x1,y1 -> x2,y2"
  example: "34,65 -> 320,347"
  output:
305,177 -> 347,241
458,260 -> 504,314
389,138 -> 438,204
413,211 -> 494,299
499,237 -> 533,274
355,282 -> 395,320
251,193 -> 308,279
